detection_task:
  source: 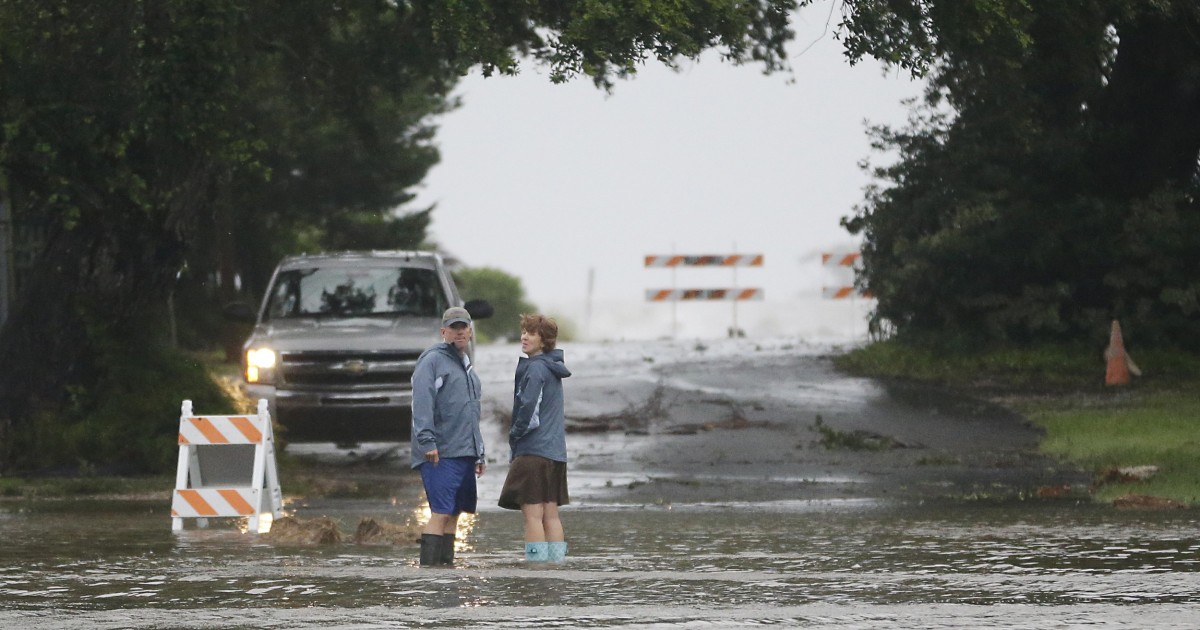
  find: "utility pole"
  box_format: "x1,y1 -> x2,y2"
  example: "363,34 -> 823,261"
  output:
730,241 -> 738,337
584,267 -> 594,341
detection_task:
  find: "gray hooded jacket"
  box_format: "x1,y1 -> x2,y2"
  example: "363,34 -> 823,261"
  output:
509,348 -> 571,462
410,342 -> 485,469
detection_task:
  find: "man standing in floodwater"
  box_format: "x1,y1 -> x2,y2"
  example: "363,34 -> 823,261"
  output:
499,314 -> 572,562
410,306 -> 486,567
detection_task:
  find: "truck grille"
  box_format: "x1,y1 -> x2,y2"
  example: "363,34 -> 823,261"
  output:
279,350 -> 421,388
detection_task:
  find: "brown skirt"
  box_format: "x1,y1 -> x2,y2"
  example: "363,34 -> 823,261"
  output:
498,455 -> 569,510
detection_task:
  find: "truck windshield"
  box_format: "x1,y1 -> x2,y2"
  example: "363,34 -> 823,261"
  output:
263,266 -> 447,320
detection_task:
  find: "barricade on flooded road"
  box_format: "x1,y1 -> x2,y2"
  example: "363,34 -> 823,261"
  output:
171,398 -> 283,534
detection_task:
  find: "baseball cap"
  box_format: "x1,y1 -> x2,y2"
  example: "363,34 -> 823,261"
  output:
442,306 -> 472,327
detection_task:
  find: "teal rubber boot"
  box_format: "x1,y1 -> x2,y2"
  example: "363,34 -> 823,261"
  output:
548,541 -> 568,562
524,542 -> 549,562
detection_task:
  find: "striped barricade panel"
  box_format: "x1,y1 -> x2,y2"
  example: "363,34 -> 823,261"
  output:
172,488 -> 259,518
646,288 -> 764,301
822,286 -> 874,299
172,399 -> 283,533
645,254 -> 764,267
178,415 -> 266,445
821,252 -> 862,267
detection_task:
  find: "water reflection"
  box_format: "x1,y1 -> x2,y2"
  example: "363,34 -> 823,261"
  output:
410,497 -> 479,553
3,499 -> 1200,627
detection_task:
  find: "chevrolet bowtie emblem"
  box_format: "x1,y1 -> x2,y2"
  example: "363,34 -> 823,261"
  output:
342,360 -> 368,375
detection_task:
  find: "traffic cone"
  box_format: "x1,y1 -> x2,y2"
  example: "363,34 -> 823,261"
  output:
1104,320 -> 1131,386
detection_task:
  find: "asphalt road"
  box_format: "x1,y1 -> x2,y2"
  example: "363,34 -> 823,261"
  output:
469,338 -> 1088,507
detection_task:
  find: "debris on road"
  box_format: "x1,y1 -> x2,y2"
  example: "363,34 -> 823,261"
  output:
266,516 -> 343,545
354,517 -> 420,545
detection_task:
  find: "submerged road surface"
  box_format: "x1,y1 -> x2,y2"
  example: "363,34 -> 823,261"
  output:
3,338 -> 1197,629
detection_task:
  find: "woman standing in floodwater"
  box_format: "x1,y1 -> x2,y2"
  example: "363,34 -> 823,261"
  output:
498,314 -> 572,562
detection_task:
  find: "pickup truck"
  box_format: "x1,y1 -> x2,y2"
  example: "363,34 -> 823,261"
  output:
224,251 -> 491,443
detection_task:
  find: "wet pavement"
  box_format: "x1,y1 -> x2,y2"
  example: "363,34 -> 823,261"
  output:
3,339 -> 1199,628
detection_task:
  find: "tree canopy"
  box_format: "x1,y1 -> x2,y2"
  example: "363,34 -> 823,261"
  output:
0,0 -> 801,472
454,267 -> 539,343
838,0 -> 1200,349
5,0 -> 1196,473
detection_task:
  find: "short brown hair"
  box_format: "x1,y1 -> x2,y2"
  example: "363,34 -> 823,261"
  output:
519,313 -> 558,351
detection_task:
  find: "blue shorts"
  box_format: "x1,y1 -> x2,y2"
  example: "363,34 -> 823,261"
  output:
419,457 -> 478,515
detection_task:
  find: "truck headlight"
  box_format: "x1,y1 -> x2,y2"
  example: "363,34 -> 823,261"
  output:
245,348 -> 278,384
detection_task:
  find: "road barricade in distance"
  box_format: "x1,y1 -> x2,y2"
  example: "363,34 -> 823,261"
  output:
645,288 -> 764,301
821,251 -> 873,300
644,254 -> 764,267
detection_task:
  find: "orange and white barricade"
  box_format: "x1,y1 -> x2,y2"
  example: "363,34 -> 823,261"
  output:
644,251 -> 765,336
821,251 -> 873,300
645,288 -> 764,301
821,286 -> 874,299
171,399 -> 283,533
821,252 -> 861,267
644,254 -> 764,268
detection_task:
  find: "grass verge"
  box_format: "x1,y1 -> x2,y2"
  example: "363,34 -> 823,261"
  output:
1025,390 -> 1200,504
836,339 -> 1200,505
0,474 -> 173,500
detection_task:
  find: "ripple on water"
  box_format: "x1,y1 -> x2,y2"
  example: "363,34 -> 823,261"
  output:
3,500 -> 1200,627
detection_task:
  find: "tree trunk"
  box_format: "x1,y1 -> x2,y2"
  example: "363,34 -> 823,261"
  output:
214,169 -> 244,363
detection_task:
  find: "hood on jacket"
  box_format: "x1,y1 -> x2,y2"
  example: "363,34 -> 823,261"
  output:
530,348 -> 571,379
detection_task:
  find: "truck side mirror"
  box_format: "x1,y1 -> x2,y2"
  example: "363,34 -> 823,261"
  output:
222,301 -> 258,324
464,299 -> 493,320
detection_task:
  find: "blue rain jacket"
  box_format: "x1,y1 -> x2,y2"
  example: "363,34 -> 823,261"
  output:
509,348 -> 571,462
410,342 -> 485,469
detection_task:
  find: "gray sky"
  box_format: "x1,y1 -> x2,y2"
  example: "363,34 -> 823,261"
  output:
415,4 -> 923,341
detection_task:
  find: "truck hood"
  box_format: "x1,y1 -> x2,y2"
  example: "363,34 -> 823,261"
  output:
246,316 -> 442,353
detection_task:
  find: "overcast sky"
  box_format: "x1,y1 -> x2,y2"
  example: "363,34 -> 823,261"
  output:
413,3 -> 924,341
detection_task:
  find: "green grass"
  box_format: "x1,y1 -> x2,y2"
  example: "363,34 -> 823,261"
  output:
835,338 -> 1200,391
837,340 -> 1200,505
0,474 -> 172,500
834,339 -> 1099,390
1029,390 -> 1200,503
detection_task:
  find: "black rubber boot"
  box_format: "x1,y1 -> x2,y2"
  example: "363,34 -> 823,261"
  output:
420,534 -> 444,567
440,534 -> 456,566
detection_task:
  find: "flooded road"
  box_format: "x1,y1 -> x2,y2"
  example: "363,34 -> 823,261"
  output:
4,499 -> 1200,628
3,340 -> 1198,628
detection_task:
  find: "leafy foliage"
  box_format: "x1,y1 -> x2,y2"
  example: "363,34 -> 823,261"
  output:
454,267 -> 538,343
0,0 -> 799,472
415,0 -> 800,88
839,0 -> 1200,349
0,0 -> 253,471
10,336 -> 233,475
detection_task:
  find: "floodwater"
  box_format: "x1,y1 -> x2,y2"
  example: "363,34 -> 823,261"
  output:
2,497 -> 1200,628
4,340 -> 1199,628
